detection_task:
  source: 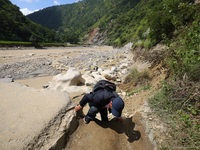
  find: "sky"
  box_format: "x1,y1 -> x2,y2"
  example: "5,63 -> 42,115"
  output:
10,0 -> 80,15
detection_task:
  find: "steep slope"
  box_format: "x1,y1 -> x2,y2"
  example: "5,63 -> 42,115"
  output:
27,0 -> 124,34
0,0 -> 56,42
27,0 -> 154,46
91,0 -> 156,46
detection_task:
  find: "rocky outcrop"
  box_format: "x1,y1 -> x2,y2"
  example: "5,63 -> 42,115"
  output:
0,82 -> 77,150
48,67 -> 92,93
86,27 -> 100,44
85,27 -> 106,45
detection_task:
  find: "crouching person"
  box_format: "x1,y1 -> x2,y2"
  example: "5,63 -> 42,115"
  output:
74,88 -> 125,124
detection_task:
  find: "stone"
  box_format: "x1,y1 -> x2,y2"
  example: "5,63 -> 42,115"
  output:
119,63 -> 128,69
49,67 -> 85,88
116,79 -> 121,82
43,84 -> 49,89
149,118 -> 153,121
101,69 -> 116,80
48,68 -> 93,93
97,68 -> 104,74
0,78 -> 13,83
93,74 -> 106,82
0,82 -> 77,150
28,53 -> 35,56
121,69 -> 128,75
82,74 -> 97,86
111,67 -> 117,72
122,92 -> 126,97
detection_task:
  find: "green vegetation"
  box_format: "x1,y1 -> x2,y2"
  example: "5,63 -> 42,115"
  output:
27,0 -> 124,36
127,83 -> 151,96
125,69 -> 150,83
27,0 -> 154,46
0,0 -> 79,45
0,41 -> 68,47
146,0 -> 200,148
0,0 -> 56,43
149,80 -> 200,149
124,69 -> 151,96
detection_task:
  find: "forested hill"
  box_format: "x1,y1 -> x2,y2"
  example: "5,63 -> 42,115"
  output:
27,0 -> 142,45
27,0 -> 126,33
0,0 -> 56,42
27,0 -> 122,31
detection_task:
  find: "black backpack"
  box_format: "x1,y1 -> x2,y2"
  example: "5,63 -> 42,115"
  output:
93,80 -> 119,101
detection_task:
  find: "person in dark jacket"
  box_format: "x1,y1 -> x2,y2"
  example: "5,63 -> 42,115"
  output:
74,89 -> 125,124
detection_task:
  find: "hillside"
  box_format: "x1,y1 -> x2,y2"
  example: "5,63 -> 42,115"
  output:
27,0 -> 124,32
27,0 -> 145,45
0,0 -> 57,42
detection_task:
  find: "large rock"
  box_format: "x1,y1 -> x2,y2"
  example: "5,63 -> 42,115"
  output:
0,78 -> 13,83
49,67 -> 85,87
48,67 -> 92,93
101,69 -> 117,80
0,82 -> 77,150
92,74 -> 106,82
119,63 -> 128,69
82,74 -> 97,86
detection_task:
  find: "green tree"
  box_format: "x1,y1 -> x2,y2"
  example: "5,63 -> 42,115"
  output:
29,34 -> 44,46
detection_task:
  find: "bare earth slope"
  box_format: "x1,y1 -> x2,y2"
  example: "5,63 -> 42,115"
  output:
66,114 -> 153,150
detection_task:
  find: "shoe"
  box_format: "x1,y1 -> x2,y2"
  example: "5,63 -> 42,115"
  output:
83,116 -> 90,124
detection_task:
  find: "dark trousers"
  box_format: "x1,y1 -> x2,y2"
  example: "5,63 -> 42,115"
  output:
86,103 -> 108,123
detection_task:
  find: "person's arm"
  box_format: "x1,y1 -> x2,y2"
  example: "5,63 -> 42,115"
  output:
74,93 -> 93,112
74,104 -> 82,112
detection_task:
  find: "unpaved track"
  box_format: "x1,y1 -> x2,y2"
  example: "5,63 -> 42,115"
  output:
65,114 -> 153,150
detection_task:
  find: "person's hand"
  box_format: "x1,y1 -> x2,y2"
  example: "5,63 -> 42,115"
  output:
74,104 -> 82,112
118,117 -> 125,124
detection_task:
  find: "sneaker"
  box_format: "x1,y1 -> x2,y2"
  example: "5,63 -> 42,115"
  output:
83,116 -> 90,124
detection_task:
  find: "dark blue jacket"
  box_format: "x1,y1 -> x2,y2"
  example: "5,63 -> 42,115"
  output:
79,89 -> 116,108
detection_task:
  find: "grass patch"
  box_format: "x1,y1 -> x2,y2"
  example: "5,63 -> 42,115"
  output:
127,83 -> 151,96
148,79 -> 200,149
125,68 -> 150,83
123,68 -> 151,96
0,41 -> 69,47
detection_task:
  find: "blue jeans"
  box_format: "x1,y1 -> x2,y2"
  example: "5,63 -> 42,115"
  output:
85,103 -> 108,123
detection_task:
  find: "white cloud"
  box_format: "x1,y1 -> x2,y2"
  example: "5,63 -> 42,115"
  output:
54,0 -> 59,5
20,8 -> 39,15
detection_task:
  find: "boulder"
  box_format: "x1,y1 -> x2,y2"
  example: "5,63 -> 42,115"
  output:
61,86 -> 92,93
91,71 -> 100,76
97,68 -> 104,74
101,69 -> 117,80
0,78 -> 13,83
82,74 -> 97,86
49,67 -> 85,88
111,67 -> 117,72
93,74 -> 106,82
48,67 -> 92,93
0,82 -> 77,150
121,69 -> 128,75
119,63 -> 128,69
